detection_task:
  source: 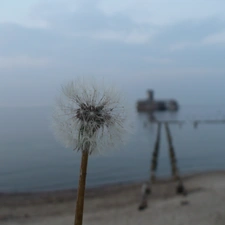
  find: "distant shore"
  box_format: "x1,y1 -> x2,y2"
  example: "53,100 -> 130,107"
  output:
1,170 -> 225,225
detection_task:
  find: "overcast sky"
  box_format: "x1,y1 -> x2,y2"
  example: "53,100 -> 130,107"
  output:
1,0 -> 225,107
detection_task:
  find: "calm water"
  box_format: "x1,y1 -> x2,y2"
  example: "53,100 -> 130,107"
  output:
0,105 -> 225,193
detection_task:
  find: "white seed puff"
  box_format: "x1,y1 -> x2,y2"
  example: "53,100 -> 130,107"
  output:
52,78 -> 130,154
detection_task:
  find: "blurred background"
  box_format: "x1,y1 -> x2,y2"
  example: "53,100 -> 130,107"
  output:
0,0 -> 225,192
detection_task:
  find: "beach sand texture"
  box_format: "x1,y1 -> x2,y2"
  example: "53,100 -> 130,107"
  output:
1,171 -> 225,225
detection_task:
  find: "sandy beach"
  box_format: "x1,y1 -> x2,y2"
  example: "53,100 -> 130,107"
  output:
1,171 -> 225,225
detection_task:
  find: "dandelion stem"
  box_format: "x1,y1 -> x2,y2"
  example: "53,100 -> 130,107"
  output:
74,150 -> 89,225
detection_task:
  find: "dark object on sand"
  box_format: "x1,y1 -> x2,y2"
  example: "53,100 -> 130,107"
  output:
180,200 -> 189,205
138,202 -> 148,211
145,187 -> 151,195
176,183 -> 187,196
138,183 -> 151,211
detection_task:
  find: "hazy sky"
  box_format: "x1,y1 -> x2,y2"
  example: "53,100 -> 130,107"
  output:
1,0 -> 225,107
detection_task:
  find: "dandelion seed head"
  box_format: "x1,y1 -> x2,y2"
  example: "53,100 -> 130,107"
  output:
52,78 -> 131,154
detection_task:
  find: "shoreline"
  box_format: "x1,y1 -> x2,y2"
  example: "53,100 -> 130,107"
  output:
1,170 -> 225,224
1,170 -> 224,204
